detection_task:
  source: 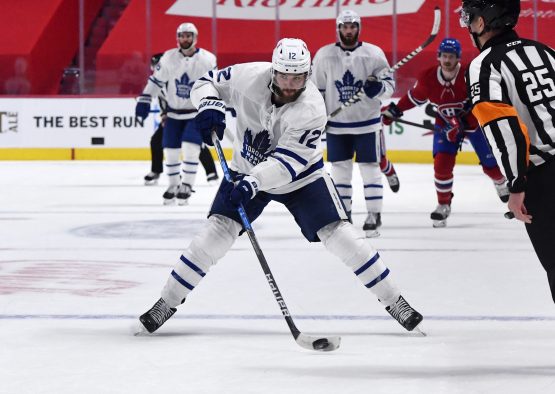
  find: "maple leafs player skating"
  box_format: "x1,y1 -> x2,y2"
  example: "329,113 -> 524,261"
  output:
142,52 -> 219,187
135,23 -> 217,205
311,10 -> 400,237
136,38 -> 424,338
382,38 -> 509,227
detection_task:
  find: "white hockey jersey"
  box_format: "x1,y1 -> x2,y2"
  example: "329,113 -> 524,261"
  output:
311,42 -> 395,135
191,62 -> 328,194
142,48 -> 216,120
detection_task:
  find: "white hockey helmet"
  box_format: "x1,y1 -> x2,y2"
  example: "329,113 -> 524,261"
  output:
336,9 -> 361,30
270,38 -> 311,99
176,22 -> 198,47
271,38 -> 311,74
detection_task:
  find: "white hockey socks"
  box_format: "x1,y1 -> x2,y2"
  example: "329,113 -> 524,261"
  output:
180,141 -> 201,187
359,162 -> 383,214
331,159 -> 354,214
318,220 -> 400,306
164,148 -> 181,186
162,215 -> 242,307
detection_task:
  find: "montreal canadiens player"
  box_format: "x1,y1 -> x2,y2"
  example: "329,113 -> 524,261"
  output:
135,23 -> 217,205
382,38 -> 509,227
136,38 -> 424,336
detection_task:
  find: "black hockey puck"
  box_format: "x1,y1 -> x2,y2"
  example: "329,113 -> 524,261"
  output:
312,338 -> 330,350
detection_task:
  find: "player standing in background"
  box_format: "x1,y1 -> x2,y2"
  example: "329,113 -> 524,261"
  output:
461,0 -> 555,303
311,10 -> 399,238
136,38 -> 423,335
144,54 -> 219,186
135,23 -> 217,204
382,38 -> 509,227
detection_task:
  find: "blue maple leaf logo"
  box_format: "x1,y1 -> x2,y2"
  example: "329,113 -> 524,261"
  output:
175,73 -> 194,99
335,70 -> 363,104
241,128 -> 271,166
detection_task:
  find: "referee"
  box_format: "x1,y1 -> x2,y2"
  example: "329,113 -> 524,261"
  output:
461,0 -> 555,304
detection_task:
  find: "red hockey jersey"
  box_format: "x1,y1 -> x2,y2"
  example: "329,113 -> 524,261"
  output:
396,63 -> 478,130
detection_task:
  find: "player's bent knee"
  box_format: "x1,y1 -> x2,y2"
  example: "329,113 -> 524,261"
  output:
318,220 -> 376,269
162,215 -> 241,307
186,214 -> 241,268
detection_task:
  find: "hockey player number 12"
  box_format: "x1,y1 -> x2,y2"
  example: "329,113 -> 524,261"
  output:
299,129 -> 322,149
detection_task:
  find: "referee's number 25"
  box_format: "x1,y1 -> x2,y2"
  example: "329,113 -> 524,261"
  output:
523,67 -> 555,103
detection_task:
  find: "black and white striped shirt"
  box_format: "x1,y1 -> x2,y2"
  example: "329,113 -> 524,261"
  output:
466,30 -> 555,192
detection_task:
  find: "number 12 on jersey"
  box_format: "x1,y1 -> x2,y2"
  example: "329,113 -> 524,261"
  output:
299,129 -> 322,149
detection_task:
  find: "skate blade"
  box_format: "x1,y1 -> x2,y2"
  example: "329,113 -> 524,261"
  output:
144,179 -> 158,186
365,230 -> 380,238
432,220 -> 446,228
177,199 -> 190,206
413,324 -> 427,337
163,198 -> 176,206
132,321 -> 150,336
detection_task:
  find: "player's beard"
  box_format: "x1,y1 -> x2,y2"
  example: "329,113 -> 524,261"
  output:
339,32 -> 358,47
179,41 -> 193,51
270,83 -> 304,104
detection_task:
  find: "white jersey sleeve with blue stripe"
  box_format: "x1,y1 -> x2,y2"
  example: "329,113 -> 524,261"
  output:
191,62 -> 328,194
311,42 -> 394,135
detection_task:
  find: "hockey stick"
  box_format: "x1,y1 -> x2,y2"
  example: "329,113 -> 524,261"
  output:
328,6 -> 442,119
212,133 -> 341,352
386,117 -> 434,131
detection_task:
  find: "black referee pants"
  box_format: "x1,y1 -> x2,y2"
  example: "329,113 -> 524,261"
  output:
150,124 -> 164,174
524,158 -> 555,304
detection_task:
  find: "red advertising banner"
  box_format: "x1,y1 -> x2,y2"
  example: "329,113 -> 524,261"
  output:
96,0 -> 555,94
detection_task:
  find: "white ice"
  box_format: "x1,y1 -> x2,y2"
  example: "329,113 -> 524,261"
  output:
1,161 -> 554,394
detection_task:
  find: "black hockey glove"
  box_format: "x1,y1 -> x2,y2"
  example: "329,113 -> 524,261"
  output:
381,102 -> 403,126
195,97 -> 226,146
363,76 -> 385,99
222,175 -> 260,209
135,94 -> 152,121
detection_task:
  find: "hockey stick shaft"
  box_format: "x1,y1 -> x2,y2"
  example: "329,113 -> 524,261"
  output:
388,117 -> 434,131
211,136 -> 302,339
328,6 -> 442,119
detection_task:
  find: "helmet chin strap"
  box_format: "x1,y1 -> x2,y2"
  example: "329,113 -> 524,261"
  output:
469,26 -> 486,50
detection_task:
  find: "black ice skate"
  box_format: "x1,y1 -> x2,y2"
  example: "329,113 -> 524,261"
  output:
363,212 -> 381,238
494,181 -> 509,203
206,172 -> 219,184
163,185 -> 179,205
144,172 -> 160,186
386,172 -> 400,193
385,295 -> 424,333
176,183 -> 194,206
137,298 -> 177,334
430,204 -> 451,228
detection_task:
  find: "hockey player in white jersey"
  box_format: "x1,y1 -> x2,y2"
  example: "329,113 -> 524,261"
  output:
135,22 -> 217,205
312,10 -> 398,237
136,38 -> 423,337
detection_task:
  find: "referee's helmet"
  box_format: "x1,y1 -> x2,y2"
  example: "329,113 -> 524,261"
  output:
460,0 -> 520,31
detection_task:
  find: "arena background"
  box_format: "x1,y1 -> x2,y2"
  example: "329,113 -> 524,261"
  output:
1,0 -> 553,162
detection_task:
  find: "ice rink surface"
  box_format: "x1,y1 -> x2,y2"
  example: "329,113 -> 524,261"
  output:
1,161 -> 554,394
